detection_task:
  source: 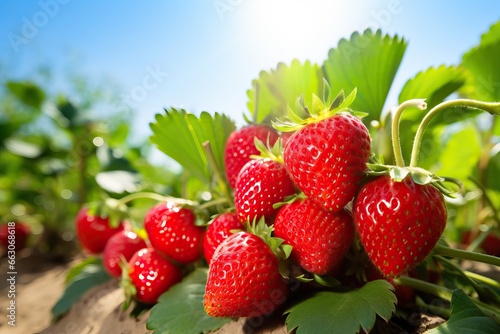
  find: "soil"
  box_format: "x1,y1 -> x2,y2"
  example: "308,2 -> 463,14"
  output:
2,253 -> 498,334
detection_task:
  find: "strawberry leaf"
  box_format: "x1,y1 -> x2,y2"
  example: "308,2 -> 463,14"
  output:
461,40 -> 500,101
150,109 -> 235,184
51,259 -> 111,319
323,29 -> 407,124
146,268 -> 231,334
399,66 -> 467,119
427,290 -> 500,334
247,59 -> 323,123
434,124 -> 482,181
284,280 -> 396,334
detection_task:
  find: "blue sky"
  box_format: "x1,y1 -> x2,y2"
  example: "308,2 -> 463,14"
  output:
1,1 -> 500,145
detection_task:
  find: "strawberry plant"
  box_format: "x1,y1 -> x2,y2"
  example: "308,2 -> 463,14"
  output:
51,21 -> 500,334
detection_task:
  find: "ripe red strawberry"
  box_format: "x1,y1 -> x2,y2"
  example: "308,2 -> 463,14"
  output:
204,231 -> 288,317
0,222 -> 30,253
144,202 -> 205,264
274,198 -> 354,275
274,89 -> 371,212
224,125 -> 279,189
126,247 -> 182,304
76,207 -> 124,254
235,157 -> 296,224
103,229 -> 147,278
202,212 -> 243,264
353,175 -> 447,278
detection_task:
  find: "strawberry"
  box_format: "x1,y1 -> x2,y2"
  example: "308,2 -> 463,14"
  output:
353,175 -> 447,278
103,229 -> 147,278
204,227 -> 289,317
144,201 -> 205,264
224,125 -> 279,189
274,198 -> 354,275
75,207 -> 124,254
462,230 -> 500,257
126,247 -> 182,304
273,89 -> 371,212
0,222 -> 30,253
202,212 -> 243,264
234,139 -> 296,224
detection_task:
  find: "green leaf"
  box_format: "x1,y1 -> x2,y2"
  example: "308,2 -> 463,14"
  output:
6,81 -> 45,109
150,109 -> 235,183
285,280 -> 396,334
427,290 -> 500,334
323,29 -> 407,124
461,41 -> 500,101
65,256 -> 102,284
247,59 -> 323,123
399,66 -> 467,122
3,137 -> 44,158
95,170 -> 141,194
478,19 -> 500,49
434,124 -> 482,180
51,261 -> 111,318
146,268 -> 232,334
486,147 -> 500,191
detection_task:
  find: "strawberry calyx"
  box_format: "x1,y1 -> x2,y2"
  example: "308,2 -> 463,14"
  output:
365,163 -> 464,198
246,217 -> 292,261
250,137 -> 285,164
272,80 -> 366,133
119,254 -> 136,311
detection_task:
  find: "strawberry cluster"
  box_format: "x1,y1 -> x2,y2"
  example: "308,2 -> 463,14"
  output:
74,88 -> 453,319
75,201 -> 205,305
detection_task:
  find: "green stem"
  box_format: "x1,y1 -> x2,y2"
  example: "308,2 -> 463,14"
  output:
433,244 -> 500,267
465,270 -> 500,290
410,99 -> 500,168
202,141 -> 233,206
197,197 -> 230,211
415,296 -> 451,319
394,276 -> 500,324
394,276 -> 453,301
391,99 -> 428,167
116,192 -> 198,207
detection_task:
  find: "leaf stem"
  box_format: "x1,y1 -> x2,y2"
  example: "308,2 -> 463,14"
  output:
391,99 -> 427,167
433,244 -> 500,267
116,192 -> 198,207
410,99 -> 500,167
394,276 -> 500,323
202,141 -> 233,206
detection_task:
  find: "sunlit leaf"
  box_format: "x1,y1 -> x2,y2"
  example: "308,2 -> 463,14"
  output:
323,29 -> 407,123
399,66 -> 467,121
95,170 -> 141,194
434,124 -> 482,180
150,109 -> 235,183
3,138 -> 44,158
461,41 -> 500,101
285,280 -> 396,334
147,268 -> 231,334
247,59 -> 323,123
